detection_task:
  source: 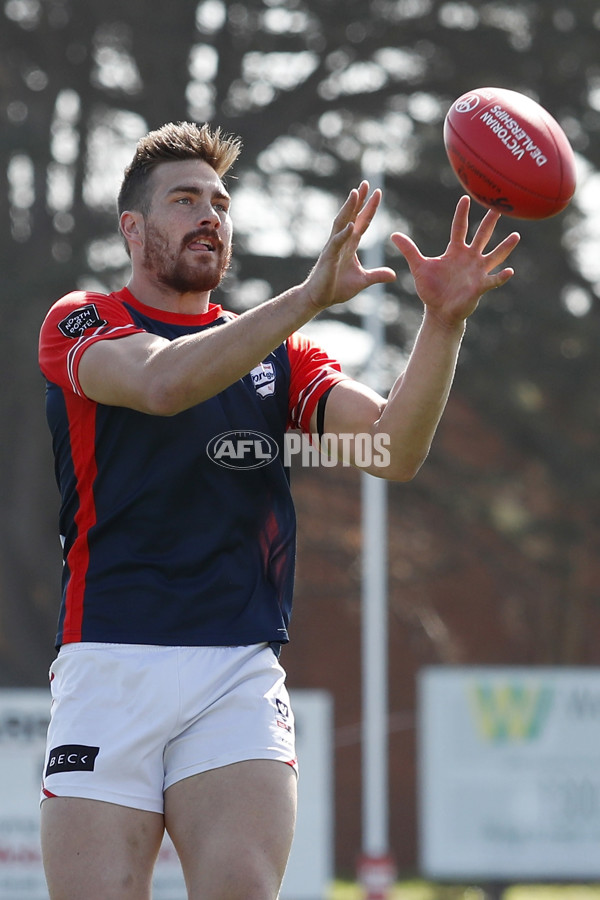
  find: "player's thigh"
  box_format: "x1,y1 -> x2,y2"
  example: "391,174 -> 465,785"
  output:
41,796 -> 164,900
164,759 -> 297,900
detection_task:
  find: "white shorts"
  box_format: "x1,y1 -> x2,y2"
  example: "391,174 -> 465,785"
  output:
41,642 -> 297,813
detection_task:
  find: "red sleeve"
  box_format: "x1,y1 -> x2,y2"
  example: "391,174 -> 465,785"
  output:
286,331 -> 348,433
38,291 -> 146,397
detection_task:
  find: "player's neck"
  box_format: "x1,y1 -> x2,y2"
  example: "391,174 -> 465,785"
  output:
125,272 -> 212,316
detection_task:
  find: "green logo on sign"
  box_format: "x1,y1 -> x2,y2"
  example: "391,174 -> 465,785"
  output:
469,681 -> 554,742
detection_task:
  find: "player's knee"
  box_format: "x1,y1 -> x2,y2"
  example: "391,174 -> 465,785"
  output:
223,871 -> 283,900
187,852 -> 286,900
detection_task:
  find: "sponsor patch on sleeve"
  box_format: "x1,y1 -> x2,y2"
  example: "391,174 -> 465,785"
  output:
57,303 -> 108,338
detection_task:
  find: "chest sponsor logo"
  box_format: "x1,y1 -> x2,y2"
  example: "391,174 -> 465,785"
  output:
57,303 -> 108,338
45,743 -> 100,775
206,430 -> 279,469
250,361 -> 276,398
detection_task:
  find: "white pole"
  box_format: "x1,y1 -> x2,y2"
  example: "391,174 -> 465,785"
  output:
360,152 -> 390,870
361,466 -> 388,856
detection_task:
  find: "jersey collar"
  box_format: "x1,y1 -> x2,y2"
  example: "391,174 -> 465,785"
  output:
114,287 -> 225,326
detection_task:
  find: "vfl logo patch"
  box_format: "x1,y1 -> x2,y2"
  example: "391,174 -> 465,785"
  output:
58,304 -> 107,338
275,697 -> 292,734
276,698 -> 289,719
251,361 -> 276,398
45,743 -> 100,775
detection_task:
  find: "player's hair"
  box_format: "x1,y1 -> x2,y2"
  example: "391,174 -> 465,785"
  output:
117,121 -> 242,219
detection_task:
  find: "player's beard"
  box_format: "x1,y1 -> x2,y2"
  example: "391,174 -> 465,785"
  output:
143,222 -> 232,294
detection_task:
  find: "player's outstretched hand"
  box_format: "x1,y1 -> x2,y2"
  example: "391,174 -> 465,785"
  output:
304,181 -> 396,312
391,195 -> 521,328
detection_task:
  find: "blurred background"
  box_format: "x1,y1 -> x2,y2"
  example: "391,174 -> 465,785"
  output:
1,0 -> 600,888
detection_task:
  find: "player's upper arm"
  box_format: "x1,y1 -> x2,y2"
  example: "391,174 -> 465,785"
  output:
310,378 -> 386,438
77,331 -> 172,414
309,379 -> 397,476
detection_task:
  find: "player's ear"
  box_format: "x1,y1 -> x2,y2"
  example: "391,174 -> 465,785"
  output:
120,210 -> 144,249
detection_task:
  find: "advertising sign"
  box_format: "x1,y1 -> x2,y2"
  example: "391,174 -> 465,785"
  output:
418,666 -> 600,880
0,687 -> 332,899
0,689 -> 48,898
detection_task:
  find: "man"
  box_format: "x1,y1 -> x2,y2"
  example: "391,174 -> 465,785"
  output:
38,121 -> 519,899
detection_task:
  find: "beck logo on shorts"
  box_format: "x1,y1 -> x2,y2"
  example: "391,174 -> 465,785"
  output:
45,743 -> 100,775
58,303 -> 108,338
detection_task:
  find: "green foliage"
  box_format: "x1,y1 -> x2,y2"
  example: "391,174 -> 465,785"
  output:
331,882 -> 600,900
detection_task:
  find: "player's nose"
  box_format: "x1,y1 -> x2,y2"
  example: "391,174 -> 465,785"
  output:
196,203 -> 221,228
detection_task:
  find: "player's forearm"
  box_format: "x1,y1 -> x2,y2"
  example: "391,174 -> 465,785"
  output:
373,309 -> 466,480
145,283 -> 319,414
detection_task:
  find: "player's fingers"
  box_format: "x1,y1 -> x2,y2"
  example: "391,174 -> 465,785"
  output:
390,232 -> 425,269
483,231 -> 521,269
354,188 -> 382,237
469,207 -> 503,251
363,266 -> 397,287
330,188 -> 361,238
326,221 -> 355,255
483,266 -> 516,292
448,195 -> 472,244
356,180 -> 370,205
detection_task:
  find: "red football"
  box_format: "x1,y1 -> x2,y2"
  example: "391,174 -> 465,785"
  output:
444,86 -> 576,220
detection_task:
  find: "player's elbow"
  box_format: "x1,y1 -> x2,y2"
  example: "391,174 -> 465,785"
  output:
142,371 -> 219,416
375,448 -> 429,482
141,378 -> 193,417
356,432 -> 429,480
380,460 -> 424,482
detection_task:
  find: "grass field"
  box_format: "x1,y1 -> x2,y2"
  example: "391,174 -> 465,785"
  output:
329,882 -> 600,900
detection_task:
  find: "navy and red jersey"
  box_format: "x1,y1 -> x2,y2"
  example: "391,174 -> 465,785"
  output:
39,287 -> 347,650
